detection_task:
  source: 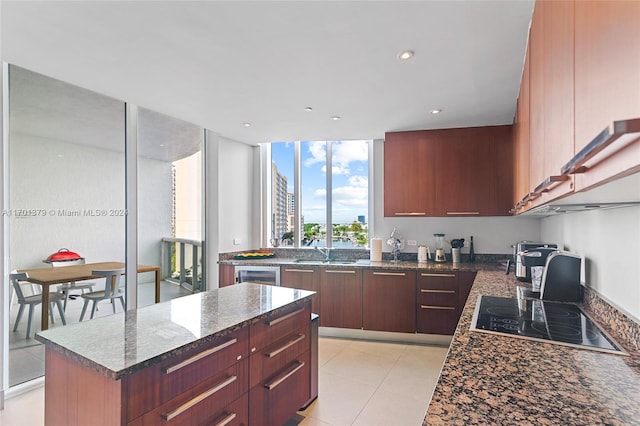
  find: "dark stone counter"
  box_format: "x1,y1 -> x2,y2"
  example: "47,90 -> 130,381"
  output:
36,283 -> 314,380
424,270 -> 640,425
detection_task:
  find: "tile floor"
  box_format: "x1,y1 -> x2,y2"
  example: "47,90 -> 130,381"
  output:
1,337 -> 448,426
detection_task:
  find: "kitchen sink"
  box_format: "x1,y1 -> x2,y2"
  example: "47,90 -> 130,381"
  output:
294,259 -> 321,264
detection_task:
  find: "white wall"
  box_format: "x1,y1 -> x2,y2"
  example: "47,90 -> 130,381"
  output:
217,137 -> 256,253
9,133 -> 172,274
541,205 -> 640,321
372,139 -> 542,255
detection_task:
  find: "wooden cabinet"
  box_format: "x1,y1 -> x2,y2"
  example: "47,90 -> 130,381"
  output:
249,301 -> 311,426
514,0 -> 640,214
125,328 -> 249,423
383,131 -> 437,217
320,267 -> 362,329
432,126 -> 513,216
385,126 -> 513,217
44,299 -> 312,426
525,0 -> 576,210
362,270 -> 416,333
573,0 -> 640,191
219,264 -> 236,287
416,272 -> 459,335
513,43 -> 531,210
281,266 -> 321,314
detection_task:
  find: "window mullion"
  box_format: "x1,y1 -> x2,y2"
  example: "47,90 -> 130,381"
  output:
294,141 -> 301,248
326,141 -> 332,248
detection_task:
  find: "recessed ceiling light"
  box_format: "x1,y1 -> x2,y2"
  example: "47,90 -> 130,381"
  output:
398,50 -> 415,61
243,122 -> 251,127
159,144 -> 165,147
430,109 -> 443,115
330,116 -> 341,121
305,107 -> 313,112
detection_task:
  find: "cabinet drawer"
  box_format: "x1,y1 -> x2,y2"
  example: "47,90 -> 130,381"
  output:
418,289 -> 458,307
125,328 -> 249,421
250,326 -> 309,388
250,301 -> 311,353
249,351 -> 311,426
417,307 -> 460,335
417,272 -> 457,290
130,360 -> 249,426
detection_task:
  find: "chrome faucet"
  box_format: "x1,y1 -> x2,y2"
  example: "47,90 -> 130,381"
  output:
315,246 -> 332,262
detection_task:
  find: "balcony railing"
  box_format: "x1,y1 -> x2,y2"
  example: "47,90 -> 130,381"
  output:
161,237 -> 204,292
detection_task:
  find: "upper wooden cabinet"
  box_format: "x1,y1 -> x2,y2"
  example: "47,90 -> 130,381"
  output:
513,43 -> 531,208
525,0 -> 576,210
384,126 -> 513,217
573,0 -> 640,191
514,0 -> 640,214
384,131 -> 437,217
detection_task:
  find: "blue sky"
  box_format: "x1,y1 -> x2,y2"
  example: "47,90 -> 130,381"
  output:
272,140 -> 369,224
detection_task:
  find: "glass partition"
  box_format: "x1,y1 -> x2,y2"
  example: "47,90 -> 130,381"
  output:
7,65 -> 126,385
138,108 -> 204,298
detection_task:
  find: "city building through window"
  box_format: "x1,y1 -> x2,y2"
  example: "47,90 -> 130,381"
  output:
269,140 -> 370,249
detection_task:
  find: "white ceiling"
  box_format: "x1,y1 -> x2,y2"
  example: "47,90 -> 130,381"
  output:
1,0 -> 534,146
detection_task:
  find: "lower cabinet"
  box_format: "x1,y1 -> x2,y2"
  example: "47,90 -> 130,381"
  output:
281,266 -> 321,315
44,301 -> 312,426
320,267 -> 362,329
248,301 -> 312,426
416,271 -> 477,335
363,270 -> 416,333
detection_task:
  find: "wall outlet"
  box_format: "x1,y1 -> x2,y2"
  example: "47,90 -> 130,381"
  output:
233,238 -> 241,245
407,240 -> 417,246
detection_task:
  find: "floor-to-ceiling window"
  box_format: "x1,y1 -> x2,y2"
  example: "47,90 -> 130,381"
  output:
268,140 -> 370,249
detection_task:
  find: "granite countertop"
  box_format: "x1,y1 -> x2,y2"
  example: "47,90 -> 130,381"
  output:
35,283 -> 314,380
220,257 -> 501,273
424,270 -> 640,425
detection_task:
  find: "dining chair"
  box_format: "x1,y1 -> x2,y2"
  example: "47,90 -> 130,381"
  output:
79,268 -> 126,321
51,258 -> 96,310
10,272 -> 67,339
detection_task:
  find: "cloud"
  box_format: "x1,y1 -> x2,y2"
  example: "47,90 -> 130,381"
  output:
312,175 -> 368,209
331,140 -> 369,175
303,140 -> 369,174
304,141 -> 326,167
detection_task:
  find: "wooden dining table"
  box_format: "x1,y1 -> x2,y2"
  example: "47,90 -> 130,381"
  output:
18,262 -> 161,332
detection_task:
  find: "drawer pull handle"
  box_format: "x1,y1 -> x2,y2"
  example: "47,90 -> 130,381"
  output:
161,375 -> 237,421
284,269 -> 315,273
420,305 -> 456,310
446,211 -> 479,215
214,412 -> 237,426
265,361 -> 305,390
325,270 -> 356,274
266,334 -> 306,358
394,212 -> 426,216
164,338 -> 238,374
372,272 -> 406,276
420,273 -> 456,278
267,307 -> 305,326
421,289 -> 455,294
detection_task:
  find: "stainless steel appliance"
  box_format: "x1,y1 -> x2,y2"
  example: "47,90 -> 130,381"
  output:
234,265 -> 280,286
539,251 -> 582,303
470,295 -> 627,355
511,241 -> 557,282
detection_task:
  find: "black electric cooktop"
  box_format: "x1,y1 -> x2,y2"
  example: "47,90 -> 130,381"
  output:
470,295 -> 627,355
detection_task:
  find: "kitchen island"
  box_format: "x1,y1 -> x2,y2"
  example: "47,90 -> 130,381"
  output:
36,283 -> 315,426
425,270 -> 640,425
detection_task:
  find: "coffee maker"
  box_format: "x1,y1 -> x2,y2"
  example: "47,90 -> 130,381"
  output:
510,241 -> 558,282
539,251 -> 583,303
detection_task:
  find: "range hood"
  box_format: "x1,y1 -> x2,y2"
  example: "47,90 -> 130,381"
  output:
521,172 -> 640,216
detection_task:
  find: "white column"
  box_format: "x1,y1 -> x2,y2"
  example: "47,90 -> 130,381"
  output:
125,103 -> 138,309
